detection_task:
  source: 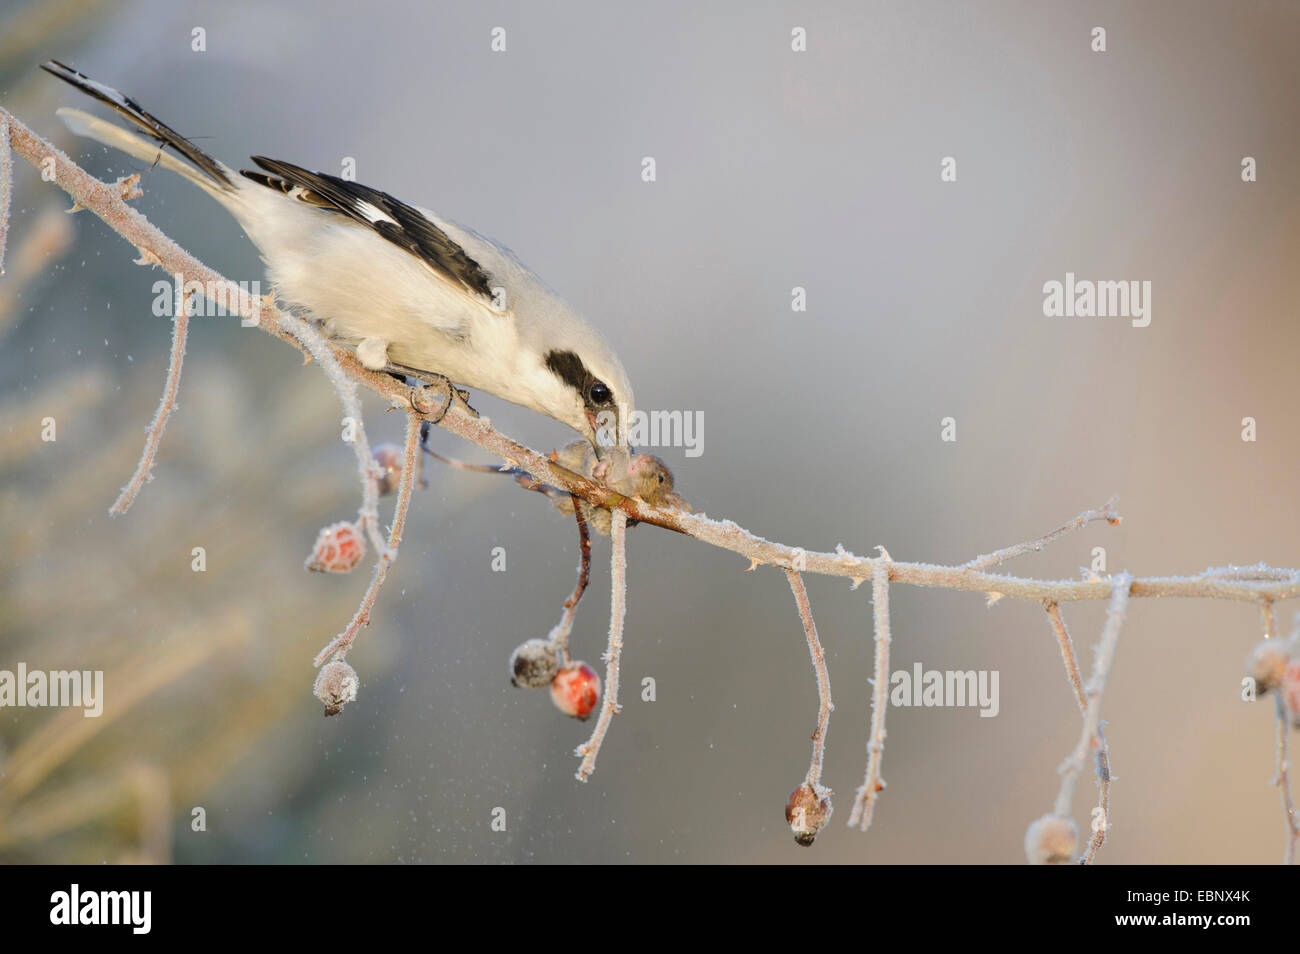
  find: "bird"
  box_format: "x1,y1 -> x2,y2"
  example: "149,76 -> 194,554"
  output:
40,59 -> 635,454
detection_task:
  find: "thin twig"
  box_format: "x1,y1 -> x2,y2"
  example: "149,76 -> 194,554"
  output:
575,509 -> 628,782
1040,605 -> 1112,868
1274,695 -> 1299,865
0,117 -> 11,274
548,498 -> 592,666
1260,599 -> 1278,640
849,552 -> 893,831
785,569 -> 833,790
1044,600 -> 1112,862
109,287 -> 190,515
1054,574 -> 1131,834
1044,601 -> 1087,714
422,445 -> 504,474
964,496 -> 1120,572
312,412 -> 421,666
277,310 -> 387,559
1084,730 -> 1112,864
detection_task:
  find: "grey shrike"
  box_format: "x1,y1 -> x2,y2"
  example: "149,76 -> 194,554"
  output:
41,60 -> 635,453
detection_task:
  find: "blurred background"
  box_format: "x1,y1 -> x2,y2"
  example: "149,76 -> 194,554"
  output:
1,0 -> 1298,864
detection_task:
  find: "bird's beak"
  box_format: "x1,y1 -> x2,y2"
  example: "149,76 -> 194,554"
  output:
585,408 -> 608,460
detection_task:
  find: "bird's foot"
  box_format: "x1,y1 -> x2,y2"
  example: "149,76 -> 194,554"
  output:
408,375 -> 453,424
386,364 -> 479,422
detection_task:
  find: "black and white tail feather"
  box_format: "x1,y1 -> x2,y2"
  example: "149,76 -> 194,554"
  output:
42,60 -> 635,451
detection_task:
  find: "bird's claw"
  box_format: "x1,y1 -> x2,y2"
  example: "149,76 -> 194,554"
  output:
409,378 -> 479,426
408,377 -> 453,424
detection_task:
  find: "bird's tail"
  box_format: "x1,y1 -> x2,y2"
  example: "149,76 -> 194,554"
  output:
41,59 -> 235,199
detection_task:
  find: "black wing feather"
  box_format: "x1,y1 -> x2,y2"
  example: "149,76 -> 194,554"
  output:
41,59 -> 233,188
241,157 -> 493,300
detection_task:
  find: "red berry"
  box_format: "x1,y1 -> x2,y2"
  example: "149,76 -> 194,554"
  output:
305,521 -> 366,573
551,662 -> 600,720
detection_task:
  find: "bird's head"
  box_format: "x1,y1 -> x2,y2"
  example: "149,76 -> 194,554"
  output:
538,344 -> 635,457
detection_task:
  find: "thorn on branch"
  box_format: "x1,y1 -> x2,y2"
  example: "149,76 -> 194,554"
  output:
133,246 -> 163,268
116,173 -> 142,201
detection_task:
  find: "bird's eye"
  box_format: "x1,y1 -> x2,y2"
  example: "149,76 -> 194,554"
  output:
588,381 -> 612,405
657,474 -> 665,484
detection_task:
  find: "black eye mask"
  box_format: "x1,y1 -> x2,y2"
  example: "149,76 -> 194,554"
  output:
545,349 -> 614,408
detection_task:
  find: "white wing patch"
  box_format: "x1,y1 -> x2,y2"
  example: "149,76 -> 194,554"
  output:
354,201 -> 398,226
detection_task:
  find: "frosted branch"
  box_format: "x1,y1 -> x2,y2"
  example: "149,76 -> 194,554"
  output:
312,412 -> 421,666
1043,600 -> 1113,863
786,569 -> 833,790
0,117 -> 11,275
109,285 -> 189,515
964,497 -> 1120,572
1052,574 -> 1130,863
575,509 -> 628,782
547,499 -> 592,666
849,552 -> 893,831
1044,602 -> 1087,713
276,310 -> 387,560
1274,695 -> 1299,865
1260,600 -> 1278,640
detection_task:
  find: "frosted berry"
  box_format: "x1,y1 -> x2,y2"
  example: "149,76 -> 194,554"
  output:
372,443 -> 404,496
314,660 -> 359,717
1245,637 -> 1291,694
785,782 -> 833,846
305,521 -> 366,573
1024,814 -> 1078,865
510,639 -> 560,689
551,662 -> 600,720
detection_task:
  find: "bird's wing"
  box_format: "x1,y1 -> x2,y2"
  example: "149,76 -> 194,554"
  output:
239,157 -> 495,303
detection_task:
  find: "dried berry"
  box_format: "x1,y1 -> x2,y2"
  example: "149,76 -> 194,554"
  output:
785,782 -> 833,846
1245,637 -> 1292,694
314,660 -> 359,717
510,639 -> 560,689
1024,814 -> 1078,865
371,443 -> 404,496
